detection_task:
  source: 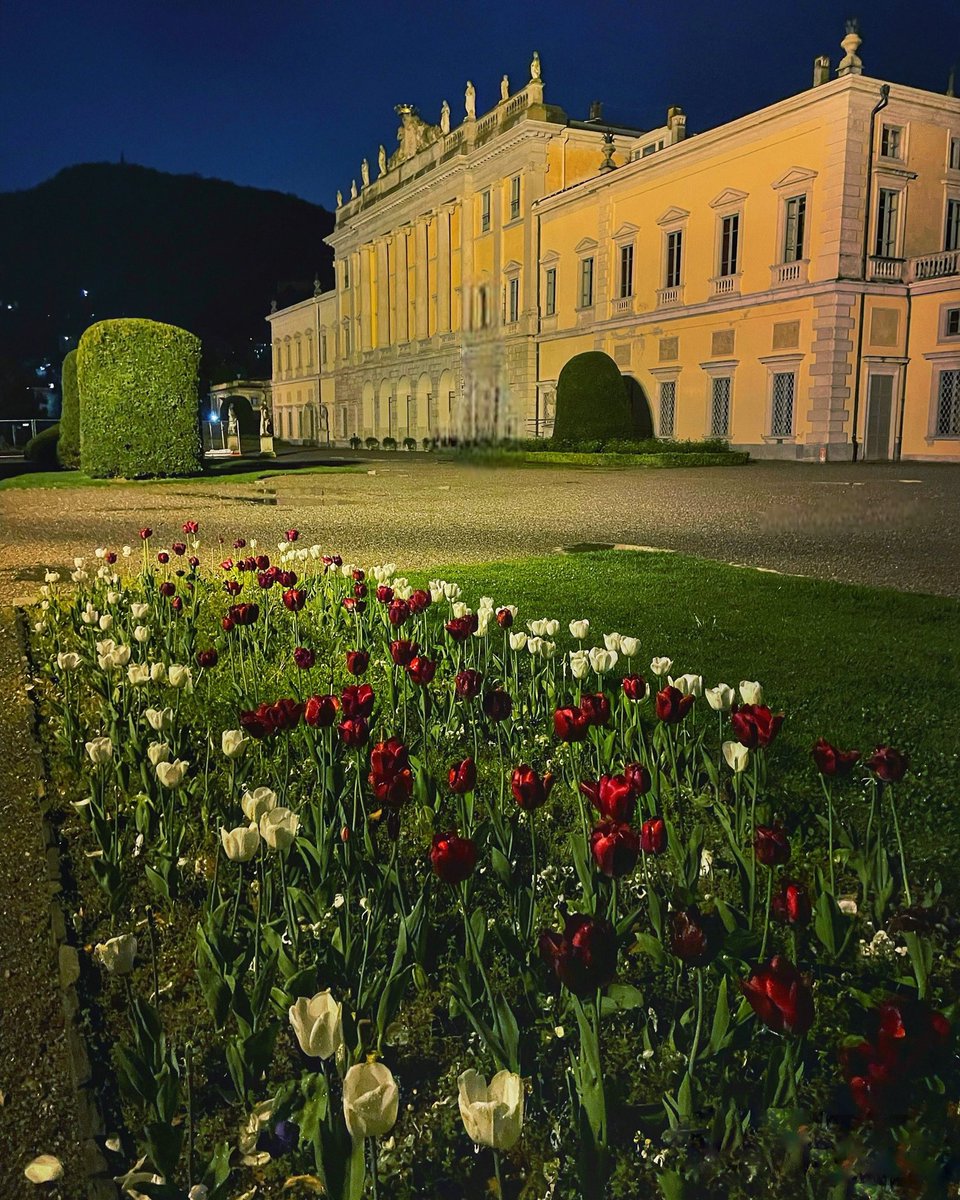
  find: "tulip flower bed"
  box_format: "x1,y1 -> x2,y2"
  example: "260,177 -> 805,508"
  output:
27,528 -> 960,1200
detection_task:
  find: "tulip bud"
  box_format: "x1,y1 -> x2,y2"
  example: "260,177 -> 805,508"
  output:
866,745 -> 909,784
259,807 -> 299,851
155,758 -> 189,789
340,825 -> 350,842
458,1069 -> 524,1151
342,1062 -> 399,1139
221,729 -> 248,759
739,680 -> 764,705
430,830 -> 479,885
754,823 -> 791,867
705,683 -> 735,712
220,823 -> 260,862
640,816 -> 667,855
722,741 -> 751,772
146,741 -> 170,766
289,990 -> 344,1059
448,758 -> 476,794
740,955 -> 813,1036
650,656 -> 672,677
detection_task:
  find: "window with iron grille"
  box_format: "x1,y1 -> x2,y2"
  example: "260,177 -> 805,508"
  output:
946,199 -> 960,252
875,189 -> 900,258
719,213 -> 740,277
544,268 -> 557,316
509,176 -> 521,221
946,308 -> 960,337
771,372 -> 795,437
507,276 -> 520,324
619,244 -> 634,298
481,191 -> 491,233
711,376 -> 731,437
665,230 -> 683,288
951,138 -> 960,171
579,257 -> 594,308
783,195 -> 806,263
659,381 -> 676,437
936,370 -> 960,435
880,125 -> 902,159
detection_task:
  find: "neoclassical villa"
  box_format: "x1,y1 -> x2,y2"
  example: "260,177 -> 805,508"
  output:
268,30 -> 960,460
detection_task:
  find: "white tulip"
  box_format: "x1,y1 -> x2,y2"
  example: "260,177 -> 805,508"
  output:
260,807 -> 299,851
541,619 -> 559,637
343,1061 -> 399,1139
34,621 -> 47,634
539,640 -> 557,660
107,590 -> 120,605
458,1069 -> 524,1151
167,664 -> 193,690
150,662 -> 167,683
603,632 -> 621,652
44,571 -> 61,584
98,614 -> 114,631
618,636 -> 639,658
429,584 -> 445,604
96,638 -> 117,657
133,625 -> 150,644
722,741 -> 751,773
57,652 -> 81,672
527,618 -> 546,636
442,581 -> 460,602
526,636 -> 543,656
451,601 -> 470,619
127,663 -> 151,686
155,758 -> 189,788
24,1155 -> 64,1184
74,556 -> 85,568
650,656 -> 672,677
669,673 -> 703,698
739,680 -> 763,705
568,619 -> 590,640
122,545 -> 132,558
569,649 -> 591,680
589,647 -> 618,674
242,787 -> 278,822
222,729 -> 248,759
95,547 -> 106,559
147,741 -> 171,766
130,603 -> 151,619
705,684 -> 735,712
95,933 -> 137,975
288,990 -> 344,1059
509,632 -> 527,652
80,604 -> 98,625
144,706 -> 174,731
112,645 -> 131,667
85,737 -> 113,764
474,609 -> 493,636
220,823 -> 260,862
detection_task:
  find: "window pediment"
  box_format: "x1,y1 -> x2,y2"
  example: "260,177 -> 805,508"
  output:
574,237 -> 598,254
502,259 -> 522,275
771,167 -> 818,191
709,188 -> 749,209
656,206 -> 690,226
612,222 -> 640,241
539,249 -> 560,265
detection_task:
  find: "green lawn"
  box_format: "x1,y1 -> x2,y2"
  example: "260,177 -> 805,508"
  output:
416,550 -> 960,891
0,463 -> 360,491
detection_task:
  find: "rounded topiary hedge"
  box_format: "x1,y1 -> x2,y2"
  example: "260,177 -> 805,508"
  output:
57,348 -> 80,468
25,423 -> 61,467
552,351 -> 634,442
78,318 -> 202,478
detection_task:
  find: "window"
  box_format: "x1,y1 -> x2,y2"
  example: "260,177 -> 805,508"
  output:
936,370 -> 960,435
946,308 -> 960,337
579,257 -> 594,308
544,267 -> 557,316
719,213 -> 740,277
771,372 -> 795,437
783,195 -> 806,263
509,176 -> 521,221
507,276 -> 520,324
880,125 -> 902,159
481,190 -> 491,233
875,189 -> 900,257
658,381 -> 676,436
946,199 -> 960,252
665,230 -> 683,288
320,333 -> 327,366
711,377 -> 731,436
619,244 -> 634,298
478,287 -> 489,328
951,137 -> 960,171
342,261 -> 350,289
343,324 -> 351,356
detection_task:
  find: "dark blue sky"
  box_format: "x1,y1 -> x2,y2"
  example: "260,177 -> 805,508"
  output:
2,1 -> 957,210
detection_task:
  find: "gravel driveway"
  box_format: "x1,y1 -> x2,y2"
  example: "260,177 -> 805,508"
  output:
1,459 -> 959,602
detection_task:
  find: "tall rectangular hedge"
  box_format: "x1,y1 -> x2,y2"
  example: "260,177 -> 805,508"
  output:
78,318 -> 202,478
57,347 -> 80,468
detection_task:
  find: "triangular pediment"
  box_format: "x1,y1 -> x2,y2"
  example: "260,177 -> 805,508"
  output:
656,206 -> 690,226
771,166 -> 818,191
709,188 -> 749,209
539,249 -> 560,265
574,237 -> 598,253
502,259 -> 522,274
612,221 -> 640,240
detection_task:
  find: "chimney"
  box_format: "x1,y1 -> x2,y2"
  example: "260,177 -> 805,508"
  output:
667,106 -> 687,142
588,100 -> 603,122
813,55 -> 831,86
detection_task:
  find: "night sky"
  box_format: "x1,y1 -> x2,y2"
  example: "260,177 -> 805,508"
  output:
2,0 -> 957,210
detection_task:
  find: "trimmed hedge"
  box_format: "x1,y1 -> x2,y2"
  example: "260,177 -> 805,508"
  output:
78,318 -> 202,478
25,423 -> 61,467
57,348 -> 80,468
552,351 -> 633,442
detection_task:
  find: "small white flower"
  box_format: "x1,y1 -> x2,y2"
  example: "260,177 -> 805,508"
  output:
57,651 -> 82,672
133,625 -> 150,644
98,614 -> 114,631
44,571 -> 60,584
149,662 -> 167,683
526,636 -> 544,656
650,656 -> 672,677
220,823 -> 260,862
122,545 -> 132,558
221,729 -> 248,759
95,933 -> 137,975
838,897 -> 858,916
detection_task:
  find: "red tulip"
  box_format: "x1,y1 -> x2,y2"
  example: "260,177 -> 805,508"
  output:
221,616 -> 235,633
354,583 -> 369,599
579,775 -> 635,823
622,674 -> 647,701
740,956 -> 814,1036
337,717 -> 369,748
340,684 -> 375,719
170,596 -> 183,613
623,762 -> 652,796
182,520 -> 199,534
369,738 -> 413,807
455,669 -> 483,700
812,739 -> 861,777
346,649 -> 369,676
375,585 -> 394,604
157,552 -> 170,565
580,692 -> 611,727
196,648 -> 218,669
256,555 -> 270,570
234,538 -> 246,549
430,831 -> 478,885
282,587 -> 307,612
495,608 -> 514,629
188,556 -> 200,569
731,704 -> 784,749
293,647 -> 316,670
670,907 -> 721,966
866,745 -> 909,784
158,580 -> 176,597
754,824 -> 790,867
539,913 -> 617,996
389,639 -> 418,667
285,528 -> 299,542
409,588 -> 432,613
342,596 -> 366,614
640,816 -> 667,855
590,821 -> 641,878
258,571 -> 276,590
445,614 -> 479,642
239,708 -> 272,739
554,705 -> 590,743
104,550 -> 118,564
351,568 -> 365,582
224,579 -> 242,596
265,698 -> 303,731
482,688 -> 512,722
448,758 -> 477,794
771,881 -> 811,927
656,685 -> 694,724
220,559 -> 234,571
172,541 -> 186,556
407,656 -> 437,686
278,570 -> 297,587
304,694 -> 340,727
388,599 -> 411,627
229,602 -> 259,625
511,765 -> 554,811
138,527 -> 152,540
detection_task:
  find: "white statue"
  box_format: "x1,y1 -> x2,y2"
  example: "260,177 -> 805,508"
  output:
531,51 -> 541,81
227,404 -> 238,438
440,99 -> 450,134
361,158 -> 370,187
465,80 -> 476,119
350,179 -> 357,199
378,144 -> 387,175
336,189 -> 343,207
259,406 -> 272,437
500,75 -> 509,102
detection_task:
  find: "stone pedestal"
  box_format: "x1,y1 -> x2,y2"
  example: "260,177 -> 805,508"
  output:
259,436 -> 275,457
227,434 -> 241,455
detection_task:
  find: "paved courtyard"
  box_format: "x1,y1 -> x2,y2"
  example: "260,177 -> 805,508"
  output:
1,459 -> 959,601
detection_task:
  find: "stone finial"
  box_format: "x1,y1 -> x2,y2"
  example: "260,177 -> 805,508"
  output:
947,66 -> 956,97
599,130 -> 617,174
336,189 -> 343,207
530,51 -> 541,81
350,179 -> 358,199
313,275 -> 322,297
837,18 -> 863,76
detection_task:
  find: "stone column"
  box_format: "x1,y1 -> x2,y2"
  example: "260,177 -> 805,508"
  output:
359,246 -> 372,351
437,207 -> 451,332
395,229 -> 409,343
415,218 -> 430,341
376,238 -> 390,348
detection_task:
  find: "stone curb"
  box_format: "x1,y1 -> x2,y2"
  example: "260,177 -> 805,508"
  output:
15,609 -> 119,1200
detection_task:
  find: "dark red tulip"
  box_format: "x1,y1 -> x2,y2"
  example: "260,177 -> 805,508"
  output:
104,550 -> 118,564
282,587 -> 307,612
340,684 -> 375,719
590,821 -> 641,878
304,694 -> 340,727
256,555 -> 270,570
234,538 -> 246,549
221,616 -> 235,632
376,585 -> 394,604
388,599 -> 411,627
771,881 -> 812,927
293,647 -> 316,670
369,738 -> 413,807
448,758 -> 477,794
579,775 -> 635,824
511,765 -> 554,811
554,705 -> 590,743
539,913 -> 617,997
640,816 -> 667,855
740,956 -> 814,1036
482,688 -> 513,722
188,556 -> 200,569
182,520 -> 199,534
656,685 -> 695,724
670,907 -> 722,966
239,708 -> 272,739
445,614 -> 479,642
866,745 -> 909,784
342,596 -> 366,614
430,831 -> 478,885
812,738 -> 861,777
495,608 -> 514,629
258,571 -> 277,589
731,704 -> 784,749
351,568 -> 365,582
346,649 -> 369,676
407,656 -> 437,686
338,717 -> 369,748
754,824 -> 790,867
622,674 -> 647,701
220,559 -> 235,571
157,552 -> 170,565
580,693 -> 611,727
455,669 -> 483,700
353,582 -> 368,599
224,579 -> 242,596
265,698 -> 303,731
171,596 -> 183,613
158,580 -> 176,597
623,762 -> 652,797
285,528 -> 299,542
196,648 -> 219,669
279,570 -> 297,588
172,541 -> 186,556
409,588 -> 432,613
138,527 -> 152,540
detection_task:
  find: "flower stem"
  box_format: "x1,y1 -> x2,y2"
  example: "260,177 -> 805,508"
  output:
887,788 -> 912,906
759,869 -> 773,959
687,967 -> 704,1077
493,1148 -> 505,1198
